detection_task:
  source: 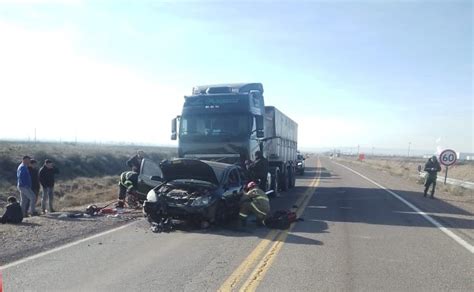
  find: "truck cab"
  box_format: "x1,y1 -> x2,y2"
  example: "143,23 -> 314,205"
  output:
171,83 -> 265,165
171,83 -> 298,194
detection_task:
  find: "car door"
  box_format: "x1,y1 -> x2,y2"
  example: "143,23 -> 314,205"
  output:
138,159 -> 163,194
221,168 -> 243,206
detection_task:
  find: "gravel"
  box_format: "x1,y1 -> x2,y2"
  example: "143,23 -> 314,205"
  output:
0,205 -> 144,265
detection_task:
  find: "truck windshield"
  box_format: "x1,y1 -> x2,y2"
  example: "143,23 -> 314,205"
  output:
180,114 -> 251,139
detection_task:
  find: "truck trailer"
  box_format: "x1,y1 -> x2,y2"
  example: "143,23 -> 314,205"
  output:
263,106 -> 298,191
171,83 -> 299,194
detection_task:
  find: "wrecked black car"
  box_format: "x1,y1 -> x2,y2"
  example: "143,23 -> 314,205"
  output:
142,158 -> 247,226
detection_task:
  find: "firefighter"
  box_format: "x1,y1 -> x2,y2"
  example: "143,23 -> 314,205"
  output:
239,181 -> 270,227
117,171 -> 145,208
423,155 -> 442,198
248,151 -> 269,190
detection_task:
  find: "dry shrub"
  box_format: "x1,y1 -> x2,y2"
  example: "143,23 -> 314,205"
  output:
55,176 -> 117,210
0,141 -> 176,211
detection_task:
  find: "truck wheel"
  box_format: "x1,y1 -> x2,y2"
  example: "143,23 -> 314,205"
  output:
270,170 -> 279,198
281,170 -> 289,191
265,172 -> 272,192
289,167 -> 296,188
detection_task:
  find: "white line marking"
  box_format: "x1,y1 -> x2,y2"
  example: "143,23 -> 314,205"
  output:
307,205 -> 328,209
333,161 -> 474,254
1,220 -> 139,270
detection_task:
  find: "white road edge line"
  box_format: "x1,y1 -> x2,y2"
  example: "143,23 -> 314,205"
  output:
332,161 -> 474,254
1,220 -> 139,270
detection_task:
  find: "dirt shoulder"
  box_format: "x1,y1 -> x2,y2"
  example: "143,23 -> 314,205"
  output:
0,205 -> 144,265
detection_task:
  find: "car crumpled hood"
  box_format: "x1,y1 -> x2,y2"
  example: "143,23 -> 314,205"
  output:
159,159 -> 219,185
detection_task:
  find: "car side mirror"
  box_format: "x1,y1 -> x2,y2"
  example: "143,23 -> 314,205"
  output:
171,117 -> 178,140
255,116 -> 264,138
150,176 -> 162,181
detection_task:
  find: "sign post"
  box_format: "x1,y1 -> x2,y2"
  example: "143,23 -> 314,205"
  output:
439,149 -> 457,184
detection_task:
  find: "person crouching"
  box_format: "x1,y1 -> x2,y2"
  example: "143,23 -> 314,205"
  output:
1,196 -> 24,224
239,181 -> 270,227
117,171 -> 145,208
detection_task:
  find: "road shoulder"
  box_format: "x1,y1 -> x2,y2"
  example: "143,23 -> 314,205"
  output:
332,158 -> 474,242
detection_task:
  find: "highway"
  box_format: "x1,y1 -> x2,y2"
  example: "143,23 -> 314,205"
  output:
3,157 -> 473,291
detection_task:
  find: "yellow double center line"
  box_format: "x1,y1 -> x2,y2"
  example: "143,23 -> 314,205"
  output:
219,158 -> 322,292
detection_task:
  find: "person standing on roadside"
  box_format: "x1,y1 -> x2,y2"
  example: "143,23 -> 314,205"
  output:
28,159 -> 40,206
127,150 -> 146,173
17,155 -> 38,216
39,159 -> 59,213
423,155 -> 442,199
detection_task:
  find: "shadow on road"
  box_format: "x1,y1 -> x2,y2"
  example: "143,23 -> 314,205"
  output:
302,186 -> 473,231
176,221 -> 325,246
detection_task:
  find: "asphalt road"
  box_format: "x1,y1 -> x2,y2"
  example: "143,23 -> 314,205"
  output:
3,157 -> 473,291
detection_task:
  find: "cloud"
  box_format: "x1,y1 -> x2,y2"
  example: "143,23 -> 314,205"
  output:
0,21 -> 185,144
297,115 -> 372,148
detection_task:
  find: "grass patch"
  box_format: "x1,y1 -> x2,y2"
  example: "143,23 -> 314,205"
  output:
0,141 -> 176,211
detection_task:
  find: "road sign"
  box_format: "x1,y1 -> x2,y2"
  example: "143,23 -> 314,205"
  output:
439,149 -> 457,166
439,149 -> 457,184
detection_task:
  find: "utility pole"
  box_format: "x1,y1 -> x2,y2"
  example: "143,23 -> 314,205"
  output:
372,146 -> 375,157
357,144 -> 360,155
34,128 -> 37,145
407,142 -> 411,158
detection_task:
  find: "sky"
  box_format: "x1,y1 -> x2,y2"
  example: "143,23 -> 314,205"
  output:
0,0 -> 472,154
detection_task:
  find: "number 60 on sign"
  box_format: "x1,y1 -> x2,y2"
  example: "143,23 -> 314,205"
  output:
439,149 -> 457,166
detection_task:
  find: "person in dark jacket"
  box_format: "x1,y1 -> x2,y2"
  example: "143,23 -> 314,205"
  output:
248,151 -> 269,190
28,159 -> 40,205
126,150 -> 146,173
1,196 -> 23,224
17,155 -> 38,216
423,155 -> 442,198
39,159 -> 59,213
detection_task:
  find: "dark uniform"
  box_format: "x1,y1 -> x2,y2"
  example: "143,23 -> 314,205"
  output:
239,187 -> 270,226
127,152 -> 145,173
249,151 -> 269,190
1,201 -> 23,224
424,156 -> 441,198
28,166 -> 40,199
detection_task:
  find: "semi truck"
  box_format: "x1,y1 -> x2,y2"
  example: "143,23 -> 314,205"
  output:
171,83 -> 298,194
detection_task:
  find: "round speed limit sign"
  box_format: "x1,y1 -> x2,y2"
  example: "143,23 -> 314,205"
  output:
439,149 -> 457,166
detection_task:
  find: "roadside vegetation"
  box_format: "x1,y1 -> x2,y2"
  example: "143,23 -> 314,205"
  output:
0,141 -> 176,212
